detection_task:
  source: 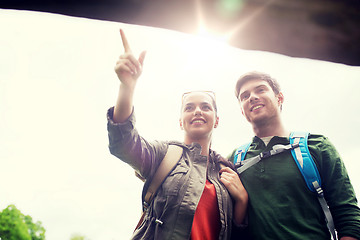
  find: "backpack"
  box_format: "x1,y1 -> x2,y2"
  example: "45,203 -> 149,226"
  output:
233,132 -> 337,240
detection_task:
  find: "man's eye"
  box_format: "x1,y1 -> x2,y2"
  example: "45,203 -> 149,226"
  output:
241,94 -> 249,101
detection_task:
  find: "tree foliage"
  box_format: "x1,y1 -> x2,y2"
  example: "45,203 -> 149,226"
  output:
70,233 -> 90,240
24,215 -> 46,240
0,204 -> 45,240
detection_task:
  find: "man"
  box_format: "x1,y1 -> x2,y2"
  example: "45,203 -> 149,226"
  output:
228,71 -> 360,240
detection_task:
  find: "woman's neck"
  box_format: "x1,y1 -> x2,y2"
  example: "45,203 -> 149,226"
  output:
184,136 -> 211,156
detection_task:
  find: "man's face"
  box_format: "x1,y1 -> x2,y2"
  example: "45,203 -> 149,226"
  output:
237,79 -> 283,125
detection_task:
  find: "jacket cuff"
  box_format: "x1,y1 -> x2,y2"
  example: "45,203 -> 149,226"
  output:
107,106 -> 136,137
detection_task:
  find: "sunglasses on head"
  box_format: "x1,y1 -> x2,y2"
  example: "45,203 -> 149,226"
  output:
182,91 -> 216,102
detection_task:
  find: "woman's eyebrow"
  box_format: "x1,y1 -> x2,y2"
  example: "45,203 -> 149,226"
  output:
184,103 -> 194,106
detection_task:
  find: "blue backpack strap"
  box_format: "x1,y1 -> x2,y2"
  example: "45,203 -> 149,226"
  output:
289,132 -> 321,192
290,132 -> 337,240
233,142 -> 251,166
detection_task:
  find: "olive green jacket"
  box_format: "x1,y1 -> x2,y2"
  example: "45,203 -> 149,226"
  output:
107,107 -> 234,240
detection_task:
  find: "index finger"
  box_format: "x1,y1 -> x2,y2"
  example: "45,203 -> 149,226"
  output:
120,29 -> 131,53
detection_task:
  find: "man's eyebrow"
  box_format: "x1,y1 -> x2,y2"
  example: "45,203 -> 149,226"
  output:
239,90 -> 249,97
239,84 -> 268,97
255,84 -> 267,89
241,84 -> 268,94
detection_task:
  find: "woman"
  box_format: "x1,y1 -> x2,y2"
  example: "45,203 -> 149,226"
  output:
107,29 -> 248,239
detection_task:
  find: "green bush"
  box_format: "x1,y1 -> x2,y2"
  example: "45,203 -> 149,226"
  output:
0,205 -> 45,240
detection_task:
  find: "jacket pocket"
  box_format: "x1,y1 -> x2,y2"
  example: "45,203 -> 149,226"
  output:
161,161 -> 189,196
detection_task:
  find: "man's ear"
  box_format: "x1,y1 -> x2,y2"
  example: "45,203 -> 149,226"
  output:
277,92 -> 284,105
278,92 -> 284,103
277,92 -> 284,111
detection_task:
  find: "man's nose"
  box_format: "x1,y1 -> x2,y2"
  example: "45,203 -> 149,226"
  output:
249,92 -> 259,102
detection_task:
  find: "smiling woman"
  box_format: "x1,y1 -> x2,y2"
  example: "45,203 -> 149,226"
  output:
107,29 -> 248,239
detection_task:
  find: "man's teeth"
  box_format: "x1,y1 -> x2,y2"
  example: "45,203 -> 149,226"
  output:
253,105 -> 263,111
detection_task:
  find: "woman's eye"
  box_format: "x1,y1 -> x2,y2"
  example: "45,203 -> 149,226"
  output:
202,105 -> 211,111
184,106 -> 193,111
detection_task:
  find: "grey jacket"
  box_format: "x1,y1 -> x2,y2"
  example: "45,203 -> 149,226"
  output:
107,107 -> 234,240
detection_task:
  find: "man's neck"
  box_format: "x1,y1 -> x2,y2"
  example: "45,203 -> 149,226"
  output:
252,118 -> 289,138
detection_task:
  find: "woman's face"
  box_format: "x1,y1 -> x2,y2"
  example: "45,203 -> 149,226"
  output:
179,92 -> 219,142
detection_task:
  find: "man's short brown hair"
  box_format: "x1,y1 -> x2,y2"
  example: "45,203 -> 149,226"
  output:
235,71 -> 281,99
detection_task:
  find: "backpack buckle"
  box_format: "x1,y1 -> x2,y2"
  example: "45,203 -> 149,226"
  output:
260,151 -> 271,159
291,142 -> 300,149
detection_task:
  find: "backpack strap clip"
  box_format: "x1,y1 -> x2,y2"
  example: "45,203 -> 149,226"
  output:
260,151 -> 271,159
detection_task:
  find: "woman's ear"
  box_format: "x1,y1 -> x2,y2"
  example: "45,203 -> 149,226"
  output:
214,116 -> 219,128
179,119 -> 184,130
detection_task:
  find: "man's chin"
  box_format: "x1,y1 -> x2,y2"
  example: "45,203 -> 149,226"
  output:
249,116 -> 268,126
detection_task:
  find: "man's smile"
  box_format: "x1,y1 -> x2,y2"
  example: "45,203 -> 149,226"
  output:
251,104 -> 264,112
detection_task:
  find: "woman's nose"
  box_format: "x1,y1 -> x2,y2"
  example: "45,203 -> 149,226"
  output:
194,106 -> 202,115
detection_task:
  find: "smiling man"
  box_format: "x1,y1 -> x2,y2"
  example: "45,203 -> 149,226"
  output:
228,71 -> 360,240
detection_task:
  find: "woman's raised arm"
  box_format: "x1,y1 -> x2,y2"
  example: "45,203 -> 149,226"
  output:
113,29 -> 146,123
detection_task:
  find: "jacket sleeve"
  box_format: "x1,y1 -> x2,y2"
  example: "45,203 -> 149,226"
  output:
106,107 -> 167,179
309,135 -> 360,239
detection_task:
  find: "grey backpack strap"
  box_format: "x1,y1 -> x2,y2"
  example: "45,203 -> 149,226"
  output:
134,144 -> 183,230
313,182 -> 337,240
143,145 -> 183,206
236,143 -> 298,174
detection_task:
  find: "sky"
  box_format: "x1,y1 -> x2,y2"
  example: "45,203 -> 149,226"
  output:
1,9 -> 360,240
